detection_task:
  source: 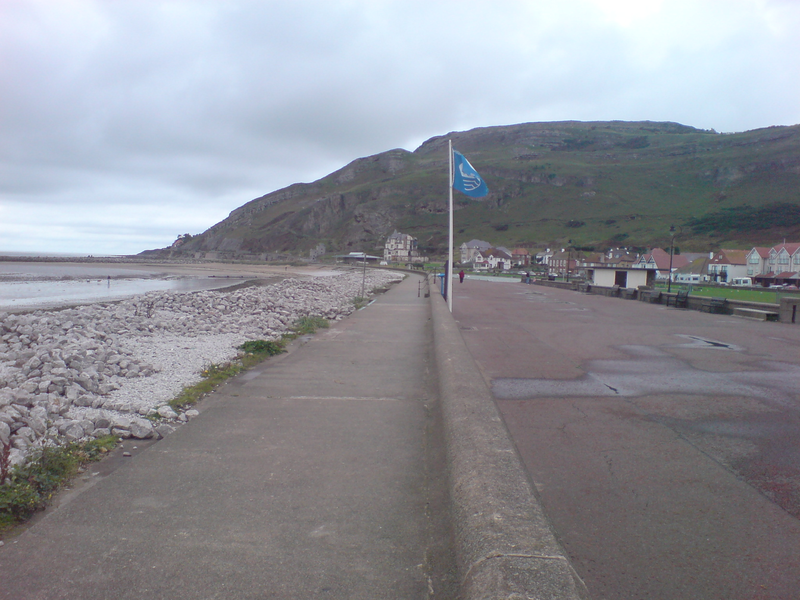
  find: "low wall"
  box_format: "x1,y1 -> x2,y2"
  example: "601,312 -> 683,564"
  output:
529,280 -> 798,324
429,288 -> 588,600
780,297 -> 800,324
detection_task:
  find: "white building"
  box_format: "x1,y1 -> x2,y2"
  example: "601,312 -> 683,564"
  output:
384,231 -> 427,263
707,249 -> 748,282
459,239 -> 492,264
473,247 -> 513,271
588,266 -> 656,289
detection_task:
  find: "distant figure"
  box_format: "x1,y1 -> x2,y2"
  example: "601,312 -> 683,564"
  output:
459,270 -> 465,283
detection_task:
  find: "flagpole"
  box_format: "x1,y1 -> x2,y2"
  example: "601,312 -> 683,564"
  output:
448,139 -> 454,313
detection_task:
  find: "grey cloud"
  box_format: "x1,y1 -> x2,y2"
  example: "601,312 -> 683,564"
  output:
1,0 -> 799,254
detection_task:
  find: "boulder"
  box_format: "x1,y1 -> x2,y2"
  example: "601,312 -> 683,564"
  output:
157,405 -> 178,420
129,418 -> 154,439
0,421 -> 10,445
64,422 -> 85,441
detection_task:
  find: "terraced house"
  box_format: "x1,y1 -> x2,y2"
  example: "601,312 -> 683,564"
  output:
747,243 -> 800,286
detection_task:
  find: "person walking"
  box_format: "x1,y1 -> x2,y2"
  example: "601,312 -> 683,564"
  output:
459,270 -> 465,283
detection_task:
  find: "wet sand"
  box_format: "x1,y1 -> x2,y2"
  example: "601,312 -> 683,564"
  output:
0,260 -> 346,311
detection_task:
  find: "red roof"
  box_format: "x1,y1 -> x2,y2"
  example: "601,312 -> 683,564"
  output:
711,249 -> 747,265
749,246 -> 771,258
773,243 -> 800,256
644,247 -> 689,270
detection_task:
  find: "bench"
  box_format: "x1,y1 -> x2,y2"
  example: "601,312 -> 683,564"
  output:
666,290 -> 689,308
609,285 -> 620,297
639,290 -> 662,304
700,297 -> 727,314
621,288 -> 637,300
733,307 -> 779,322
578,282 -> 591,293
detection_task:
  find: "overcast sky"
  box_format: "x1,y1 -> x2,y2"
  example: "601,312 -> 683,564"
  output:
2,0 -> 799,255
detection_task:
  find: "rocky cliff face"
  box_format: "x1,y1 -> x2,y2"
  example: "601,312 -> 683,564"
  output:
152,121 -> 800,258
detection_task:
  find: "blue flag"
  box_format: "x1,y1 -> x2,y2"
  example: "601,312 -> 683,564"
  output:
452,150 -> 488,198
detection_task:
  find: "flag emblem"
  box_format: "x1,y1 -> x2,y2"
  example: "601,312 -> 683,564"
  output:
452,150 -> 488,198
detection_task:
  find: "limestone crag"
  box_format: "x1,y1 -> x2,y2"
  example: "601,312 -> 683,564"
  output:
0,270 -> 402,469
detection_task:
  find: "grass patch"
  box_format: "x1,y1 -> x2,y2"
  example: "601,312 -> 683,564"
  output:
669,285 -> 788,304
169,361 -> 245,411
238,339 -> 287,357
291,315 -> 330,335
1,436 -> 118,534
167,319 -> 327,411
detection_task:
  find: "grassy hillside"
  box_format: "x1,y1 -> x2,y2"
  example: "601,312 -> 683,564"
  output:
159,121 -> 800,258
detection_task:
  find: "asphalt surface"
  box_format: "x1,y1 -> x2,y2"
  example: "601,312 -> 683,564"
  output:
452,280 -> 800,600
0,274 -> 457,600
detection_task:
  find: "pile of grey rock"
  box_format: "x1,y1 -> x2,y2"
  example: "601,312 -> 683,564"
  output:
0,270 -> 402,469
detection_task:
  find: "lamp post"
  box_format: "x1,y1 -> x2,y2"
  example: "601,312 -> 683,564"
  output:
667,225 -> 682,293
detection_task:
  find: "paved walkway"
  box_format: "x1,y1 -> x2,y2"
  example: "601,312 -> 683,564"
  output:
453,279 -> 800,600
0,274 -> 457,600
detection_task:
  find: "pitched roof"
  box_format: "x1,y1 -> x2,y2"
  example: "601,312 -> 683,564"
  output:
675,257 -> 710,274
748,246 -> 771,258
462,239 -> 491,249
485,247 -> 512,259
475,247 -> 512,260
710,249 -> 748,265
642,248 -> 689,270
773,243 -> 800,255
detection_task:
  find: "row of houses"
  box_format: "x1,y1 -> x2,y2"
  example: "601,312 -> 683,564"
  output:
630,243 -> 800,286
458,239 -> 531,271
384,233 -> 800,286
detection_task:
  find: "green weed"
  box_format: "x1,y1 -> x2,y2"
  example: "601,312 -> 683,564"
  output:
238,339 -> 286,356
291,316 -> 329,335
169,361 -> 244,410
0,436 -> 117,533
168,327 -> 320,411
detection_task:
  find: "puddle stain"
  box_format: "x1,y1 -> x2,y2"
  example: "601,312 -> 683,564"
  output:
492,340 -> 799,403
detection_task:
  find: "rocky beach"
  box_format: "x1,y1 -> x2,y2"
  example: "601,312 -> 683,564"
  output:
0,267 -> 403,470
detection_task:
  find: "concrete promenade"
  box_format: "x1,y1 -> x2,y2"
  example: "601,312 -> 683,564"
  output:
0,273 -> 583,600
453,279 -> 800,599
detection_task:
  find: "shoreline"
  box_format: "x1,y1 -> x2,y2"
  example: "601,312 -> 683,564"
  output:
0,269 -> 403,470
0,260 -> 345,313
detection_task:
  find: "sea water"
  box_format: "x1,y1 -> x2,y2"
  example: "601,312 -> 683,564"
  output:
0,262 -> 242,310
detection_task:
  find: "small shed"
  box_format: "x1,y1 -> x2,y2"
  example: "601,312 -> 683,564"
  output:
587,266 -> 657,289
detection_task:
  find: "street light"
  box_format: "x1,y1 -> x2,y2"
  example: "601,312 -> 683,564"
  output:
667,225 -> 682,293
